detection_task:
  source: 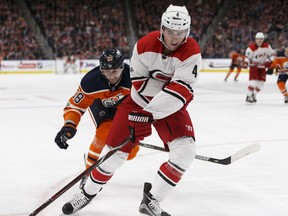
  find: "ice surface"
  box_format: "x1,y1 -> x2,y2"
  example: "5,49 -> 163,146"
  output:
0,72 -> 287,216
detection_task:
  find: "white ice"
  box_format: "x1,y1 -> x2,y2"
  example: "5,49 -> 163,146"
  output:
0,72 -> 287,216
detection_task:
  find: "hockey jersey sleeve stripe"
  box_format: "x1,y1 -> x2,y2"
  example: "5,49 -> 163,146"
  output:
139,94 -> 151,104
131,77 -> 152,98
162,88 -> 186,104
175,80 -> 193,92
131,76 -> 148,81
65,103 -> 86,113
64,108 -> 84,116
164,80 -> 193,104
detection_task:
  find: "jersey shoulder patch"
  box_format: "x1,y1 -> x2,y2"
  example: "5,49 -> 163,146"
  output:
173,37 -> 201,62
80,66 -> 108,93
137,31 -> 162,55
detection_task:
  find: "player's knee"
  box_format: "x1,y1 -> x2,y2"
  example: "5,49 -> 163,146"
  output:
99,145 -> 128,173
256,80 -> 264,90
168,137 -> 196,170
93,137 -> 106,151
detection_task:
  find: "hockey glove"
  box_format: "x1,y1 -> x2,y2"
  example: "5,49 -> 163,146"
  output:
55,122 -> 77,149
241,62 -> 248,69
265,61 -> 272,68
128,110 -> 153,143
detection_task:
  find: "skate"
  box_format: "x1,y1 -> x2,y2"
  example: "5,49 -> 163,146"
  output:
139,182 -> 171,216
284,96 -> 288,104
246,95 -> 254,103
79,175 -> 89,190
252,93 -> 257,103
62,190 -> 96,215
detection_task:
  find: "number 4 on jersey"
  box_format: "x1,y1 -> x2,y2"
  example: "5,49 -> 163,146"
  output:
192,65 -> 198,78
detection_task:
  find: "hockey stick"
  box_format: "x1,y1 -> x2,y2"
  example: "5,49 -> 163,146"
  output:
208,61 -> 231,68
139,142 -> 261,165
29,137 -> 130,216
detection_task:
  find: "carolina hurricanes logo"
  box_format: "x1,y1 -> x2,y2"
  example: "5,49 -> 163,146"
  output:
149,70 -> 172,83
255,53 -> 267,59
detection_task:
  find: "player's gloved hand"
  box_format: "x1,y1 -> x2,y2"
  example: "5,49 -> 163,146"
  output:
128,110 -> 153,143
265,61 -> 272,68
241,62 -> 248,69
55,122 -> 77,149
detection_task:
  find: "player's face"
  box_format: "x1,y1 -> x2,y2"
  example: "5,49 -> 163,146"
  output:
163,28 -> 187,51
255,38 -> 264,47
101,68 -> 123,84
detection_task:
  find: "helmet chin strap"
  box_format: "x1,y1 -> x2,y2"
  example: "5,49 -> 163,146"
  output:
158,36 -> 170,50
158,35 -> 187,54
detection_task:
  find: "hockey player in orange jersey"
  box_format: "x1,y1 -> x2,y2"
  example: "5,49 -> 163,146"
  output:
54,49 -> 139,189
224,50 -> 245,82
269,47 -> 288,103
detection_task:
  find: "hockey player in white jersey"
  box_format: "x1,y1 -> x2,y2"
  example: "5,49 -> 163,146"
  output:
61,4 -> 202,216
243,32 -> 275,103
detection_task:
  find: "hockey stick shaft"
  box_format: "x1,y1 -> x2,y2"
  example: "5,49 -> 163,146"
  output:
139,142 -> 260,165
29,137 -> 130,216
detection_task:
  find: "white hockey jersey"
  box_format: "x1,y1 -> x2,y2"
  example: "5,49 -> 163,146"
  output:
244,42 -> 275,68
130,31 -> 201,119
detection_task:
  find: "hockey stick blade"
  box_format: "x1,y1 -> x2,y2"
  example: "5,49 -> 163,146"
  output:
139,142 -> 261,165
29,137 -> 130,216
230,143 -> 261,164
195,143 -> 261,165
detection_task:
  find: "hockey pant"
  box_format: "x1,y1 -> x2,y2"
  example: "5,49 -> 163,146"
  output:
84,96 -> 196,200
86,120 -> 140,169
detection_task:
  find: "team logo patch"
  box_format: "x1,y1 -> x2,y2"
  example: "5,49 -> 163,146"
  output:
149,69 -> 172,83
102,94 -> 124,107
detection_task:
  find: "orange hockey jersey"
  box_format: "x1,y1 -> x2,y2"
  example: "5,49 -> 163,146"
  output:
231,53 -> 245,66
270,57 -> 288,73
63,63 -> 131,128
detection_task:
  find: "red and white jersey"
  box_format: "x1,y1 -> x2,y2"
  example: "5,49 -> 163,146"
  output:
244,42 -> 275,68
130,31 -> 201,119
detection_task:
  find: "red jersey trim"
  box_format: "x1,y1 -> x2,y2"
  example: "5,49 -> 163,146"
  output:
137,31 -> 200,62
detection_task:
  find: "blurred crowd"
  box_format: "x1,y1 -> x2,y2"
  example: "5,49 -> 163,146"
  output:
0,0 -> 45,60
26,0 -> 129,59
0,0 -> 287,60
202,0 -> 288,57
